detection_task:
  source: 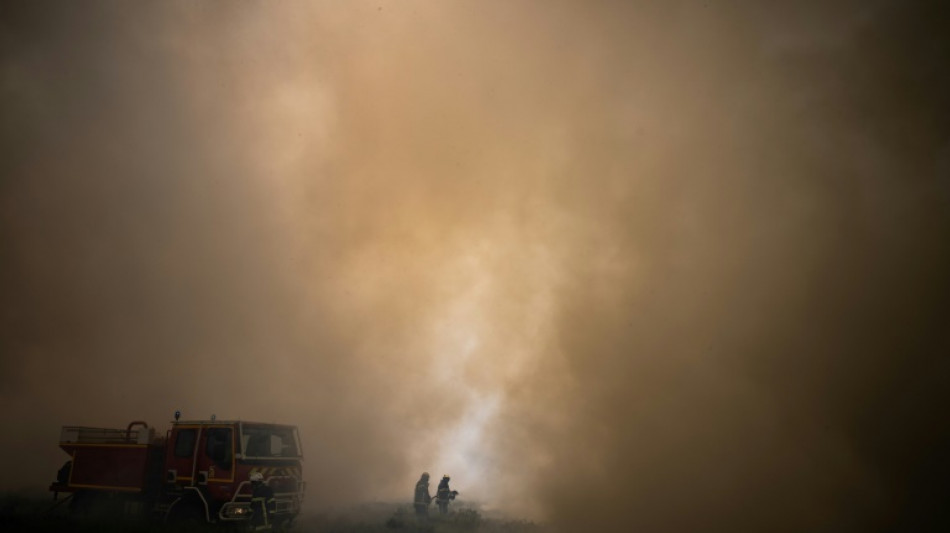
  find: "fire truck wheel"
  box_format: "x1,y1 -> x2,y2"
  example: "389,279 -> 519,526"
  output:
166,499 -> 206,526
68,490 -> 90,515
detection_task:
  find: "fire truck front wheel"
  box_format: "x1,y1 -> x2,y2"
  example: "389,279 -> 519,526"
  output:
166,498 -> 207,526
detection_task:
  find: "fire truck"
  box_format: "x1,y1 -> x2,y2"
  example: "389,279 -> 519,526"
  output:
49,414 -> 305,527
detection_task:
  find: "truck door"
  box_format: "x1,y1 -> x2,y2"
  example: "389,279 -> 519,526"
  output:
165,425 -> 202,485
195,425 -> 234,486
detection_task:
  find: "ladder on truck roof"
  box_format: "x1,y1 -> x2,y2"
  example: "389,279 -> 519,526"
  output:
60,421 -> 154,445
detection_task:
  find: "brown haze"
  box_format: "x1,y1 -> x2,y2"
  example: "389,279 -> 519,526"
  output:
2,1 -> 949,531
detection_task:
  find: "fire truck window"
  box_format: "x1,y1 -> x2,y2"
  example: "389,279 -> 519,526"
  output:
242,425 -> 301,458
245,434 -> 269,457
271,435 -> 285,456
174,429 -> 196,458
205,428 -> 232,469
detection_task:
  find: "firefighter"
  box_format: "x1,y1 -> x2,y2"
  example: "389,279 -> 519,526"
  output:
414,472 -> 432,519
249,471 -> 276,530
436,474 -> 459,515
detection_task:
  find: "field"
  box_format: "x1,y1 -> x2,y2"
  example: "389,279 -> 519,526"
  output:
0,491 -> 547,533
297,502 -> 545,533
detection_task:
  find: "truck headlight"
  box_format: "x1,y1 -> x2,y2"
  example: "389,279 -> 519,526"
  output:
226,505 -> 250,517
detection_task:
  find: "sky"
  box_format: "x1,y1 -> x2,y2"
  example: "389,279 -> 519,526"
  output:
1,1 -> 949,531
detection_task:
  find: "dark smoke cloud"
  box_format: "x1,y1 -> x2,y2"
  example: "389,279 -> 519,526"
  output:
2,1 -> 948,531
496,2 -> 950,531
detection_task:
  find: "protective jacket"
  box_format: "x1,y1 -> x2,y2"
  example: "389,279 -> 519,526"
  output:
414,477 -> 432,516
436,477 -> 458,514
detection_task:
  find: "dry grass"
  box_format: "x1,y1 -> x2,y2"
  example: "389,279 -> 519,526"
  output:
297,502 -> 546,533
0,492 -> 546,533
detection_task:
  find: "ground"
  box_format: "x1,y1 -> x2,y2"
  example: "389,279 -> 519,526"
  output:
0,491 -> 546,533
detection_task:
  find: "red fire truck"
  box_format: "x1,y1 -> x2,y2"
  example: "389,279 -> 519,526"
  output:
49,416 -> 305,527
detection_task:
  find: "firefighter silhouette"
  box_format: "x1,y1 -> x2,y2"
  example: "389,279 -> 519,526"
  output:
435,474 -> 458,515
249,471 -> 276,530
413,472 -> 432,518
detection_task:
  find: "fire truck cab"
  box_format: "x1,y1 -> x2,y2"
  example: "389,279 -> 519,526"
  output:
50,417 -> 305,527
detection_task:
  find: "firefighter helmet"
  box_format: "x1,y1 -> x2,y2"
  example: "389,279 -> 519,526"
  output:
250,471 -> 264,482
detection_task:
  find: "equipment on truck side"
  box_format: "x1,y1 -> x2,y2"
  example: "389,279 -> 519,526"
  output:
49,414 -> 306,528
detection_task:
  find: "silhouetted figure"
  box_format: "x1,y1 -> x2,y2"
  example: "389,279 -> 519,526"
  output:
414,472 -> 432,519
249,471 -> 275,530
436,474 -> 458,515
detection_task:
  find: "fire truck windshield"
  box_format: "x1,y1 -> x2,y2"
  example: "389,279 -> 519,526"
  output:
240,425 -> 301,458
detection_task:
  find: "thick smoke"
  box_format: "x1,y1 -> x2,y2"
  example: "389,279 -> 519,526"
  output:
1,1 -> 948,531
